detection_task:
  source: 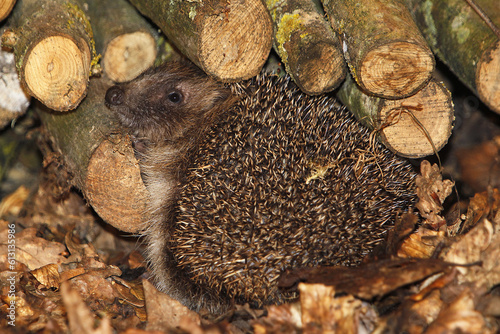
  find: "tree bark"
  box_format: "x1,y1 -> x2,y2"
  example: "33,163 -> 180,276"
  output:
323,0 -> 435,99
128,0 -> 273,82
37,77 -> 148,233
406,0 -> 500,114
337,74 -> 454,158
264,0 -> 347,95
0,0 -> 16,21
84,0 -> 158,83
2,0 -> 97,111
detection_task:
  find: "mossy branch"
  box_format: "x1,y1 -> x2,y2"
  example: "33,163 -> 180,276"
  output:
406,0 -> 500,113
264,0 -> 347,94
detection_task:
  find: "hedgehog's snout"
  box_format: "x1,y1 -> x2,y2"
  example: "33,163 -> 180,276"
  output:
105,85 -> 125,106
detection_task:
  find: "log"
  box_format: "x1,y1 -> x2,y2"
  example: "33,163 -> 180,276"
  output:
128,0 -> 273,82
2,0 -> 96,111
84,0 -> 158,83
407,0 -> 500,114
337,74 -> 454,158
322,0 -> 435,99
0,0 -> 16,21
37,77 -> 148,233
0,47 -> 30,128
264,0 -> 347,95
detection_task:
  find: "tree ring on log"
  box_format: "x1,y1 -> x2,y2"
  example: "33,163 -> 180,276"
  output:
85,137 -> 149,233
379,80 -> 454,158
103,31 -> 157,83
24,35 -> 89,111
199,0 -> 272,81
0,0 -> 16,21
360,41 -> 434,99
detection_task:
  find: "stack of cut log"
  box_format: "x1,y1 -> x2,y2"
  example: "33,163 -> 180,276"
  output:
0,0 -> 498,232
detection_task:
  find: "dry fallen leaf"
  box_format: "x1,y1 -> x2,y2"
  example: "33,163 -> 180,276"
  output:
253,304 -> 302,334
119,329 -> 165,334
459,189 -> 500,233
61,282 -> 113,334
113,279 -> 145,308
65,232 -> 100,262
0,185 -> 30,218
442,218 -> 500,290
299,283 -> 374,334
30,263 -> 60,289
112,278 -> 146,321
384,212 -> 420,257
425,289 -> 492,334
415,161 -> 454,229
3,227 -> 67,270
375,284 -> 448,334
397,227 -> 445,258
254,284 -> 376,334
142,279 -> 201,332
70,272 -> 120,307
405,290 -> 443,334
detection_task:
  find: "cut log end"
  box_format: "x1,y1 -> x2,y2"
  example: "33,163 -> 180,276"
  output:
24,35 -> 90,111
477,41 -> 500,114
291,41 -> 347,95
85,137 -> 149,233
199,0 -> 272,81
379,80 -> 454,158
360,41 -> 434,99
0,0 -> 16,21
103,31 -> 157,83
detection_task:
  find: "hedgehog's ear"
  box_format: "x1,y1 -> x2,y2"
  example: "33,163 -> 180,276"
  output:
201,86 -> 234,113
105,85 -> 125,106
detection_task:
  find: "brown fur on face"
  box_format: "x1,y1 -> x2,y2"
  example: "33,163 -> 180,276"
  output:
105,61 -> 234,146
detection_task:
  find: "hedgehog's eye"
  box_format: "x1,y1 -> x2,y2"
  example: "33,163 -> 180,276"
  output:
167,91 -> 183,104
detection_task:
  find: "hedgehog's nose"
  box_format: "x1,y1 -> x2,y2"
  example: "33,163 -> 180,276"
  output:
105,86 -> 125,106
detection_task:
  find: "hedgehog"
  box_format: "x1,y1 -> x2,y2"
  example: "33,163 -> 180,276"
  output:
104,61 -> 417,314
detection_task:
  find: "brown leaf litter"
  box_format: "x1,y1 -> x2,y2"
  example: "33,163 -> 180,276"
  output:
1,161 -> 500,333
